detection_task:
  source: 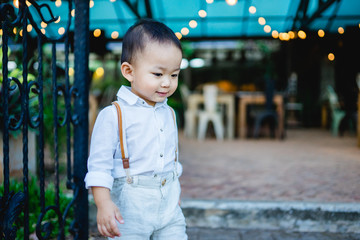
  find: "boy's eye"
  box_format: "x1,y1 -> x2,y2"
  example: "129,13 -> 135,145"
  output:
171,74 -> 178,78
153,73 -> 162,77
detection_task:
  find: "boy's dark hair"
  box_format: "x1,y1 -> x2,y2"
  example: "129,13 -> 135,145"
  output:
121,18 -> 182,64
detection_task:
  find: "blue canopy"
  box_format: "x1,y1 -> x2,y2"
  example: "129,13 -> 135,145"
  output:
21,0 -> 360,40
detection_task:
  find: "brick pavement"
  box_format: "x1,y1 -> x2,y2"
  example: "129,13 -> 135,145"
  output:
90,227 -> 360,240
186,227 -> 360,240
179,128 -> 360,203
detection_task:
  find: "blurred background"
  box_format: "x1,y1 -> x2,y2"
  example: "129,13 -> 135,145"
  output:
1,0 -> 360,239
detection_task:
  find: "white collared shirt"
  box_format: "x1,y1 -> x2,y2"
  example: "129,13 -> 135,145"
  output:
84,86 -> 182,190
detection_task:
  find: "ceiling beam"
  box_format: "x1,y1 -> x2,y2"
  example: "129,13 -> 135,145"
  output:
123,0 -> 141,19
114,1 -> 128,34
301,0 -> 339,30
325,0 -> 342,31
144,0 -> 153,18
292,0 -> 310,30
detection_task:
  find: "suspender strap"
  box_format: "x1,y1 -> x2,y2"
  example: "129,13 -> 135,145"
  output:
112,101 -> 132,183
169,107 -> 179,176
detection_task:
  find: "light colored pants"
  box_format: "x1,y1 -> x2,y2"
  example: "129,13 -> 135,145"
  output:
110,171 -> 187,240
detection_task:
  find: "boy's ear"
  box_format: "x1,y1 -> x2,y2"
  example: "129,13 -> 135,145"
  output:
121,62 -> 134,82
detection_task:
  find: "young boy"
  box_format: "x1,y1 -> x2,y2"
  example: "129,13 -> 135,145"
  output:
84,19 -> 187,239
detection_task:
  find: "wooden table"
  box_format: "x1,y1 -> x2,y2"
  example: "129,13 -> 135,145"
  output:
236,91 -> 284,139
187,93 -> 235,139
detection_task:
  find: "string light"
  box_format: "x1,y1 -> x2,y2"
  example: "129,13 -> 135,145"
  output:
189,20 -> 198,28
298,30 -> 306,39
279,32 -> 290,41
206,0 -> 214,3
41,22 -> 47,28
58,27 -> 65,35
264,25 -> 271,33
181,27 -> 189,36
249,6 -> 256,14
93,29 -> 101,37
328,53 -> 335,61
338,27 -> 344,34
318,29 -> 325,37
175,32 -> 182,40
71,9 -> 75,17
198,10 -> 207,18
27,24 -> 33,32
41,29 -> 46,35
90,0 -> 94,8
272,30 -> 279,38
288,31 -> 295,39
13,0 -> 19,8
226,0 -> 237,6
55,0 -> 62,7
258,17 -> 266,25
111,31 -> 119,39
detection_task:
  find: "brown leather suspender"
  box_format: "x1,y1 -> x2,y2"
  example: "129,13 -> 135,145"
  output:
169,107 -> 178,165
112,101 -> 130,169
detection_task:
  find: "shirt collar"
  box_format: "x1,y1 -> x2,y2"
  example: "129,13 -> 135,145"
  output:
116,86 -> 168,108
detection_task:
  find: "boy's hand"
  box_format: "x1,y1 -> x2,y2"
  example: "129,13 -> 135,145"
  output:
92,187 -> 124,238
96,199 -> 124,238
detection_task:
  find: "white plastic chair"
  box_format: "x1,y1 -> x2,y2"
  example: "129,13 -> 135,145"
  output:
326,85 -> 346,136
180,84 -> 198,138
197,84 -> 224,140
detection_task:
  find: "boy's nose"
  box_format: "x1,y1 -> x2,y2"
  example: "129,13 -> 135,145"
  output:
161,77 -> 171,87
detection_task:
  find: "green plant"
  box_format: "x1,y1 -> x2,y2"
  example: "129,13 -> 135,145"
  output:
0,176 -> 74,239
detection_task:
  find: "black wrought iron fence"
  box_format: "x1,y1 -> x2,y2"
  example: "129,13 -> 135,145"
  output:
1,0 -> 89,239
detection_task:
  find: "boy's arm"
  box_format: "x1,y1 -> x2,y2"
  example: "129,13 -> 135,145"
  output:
92,187 -> 124,238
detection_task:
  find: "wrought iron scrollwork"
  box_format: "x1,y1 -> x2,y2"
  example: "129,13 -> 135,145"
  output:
70,87 -> 80,125
26,0 -> 72,41
0,191 -> 25,240
7,76 -> 24,131
1,0 -> 87,239
28,80 -> 40,129
35,205 -> 63,240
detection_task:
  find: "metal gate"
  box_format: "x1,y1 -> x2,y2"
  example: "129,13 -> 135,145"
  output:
1,0 -> 89,239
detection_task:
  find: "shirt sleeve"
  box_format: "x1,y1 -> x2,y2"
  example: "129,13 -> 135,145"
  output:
84,105 -> 118,190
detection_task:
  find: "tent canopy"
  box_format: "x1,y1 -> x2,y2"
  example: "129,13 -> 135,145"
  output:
25,0 -> 360,40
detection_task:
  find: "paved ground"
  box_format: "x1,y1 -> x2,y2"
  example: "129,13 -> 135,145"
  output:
186,227 -> 360,240
90,227 -> 360,240
179,128 -> 360,203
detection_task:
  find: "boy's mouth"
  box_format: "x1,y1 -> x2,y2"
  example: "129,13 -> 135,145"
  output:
156,91 -> 168,97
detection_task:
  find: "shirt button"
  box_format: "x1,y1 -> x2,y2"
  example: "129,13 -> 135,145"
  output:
160,154 -> 163,157
160,128 -> 163,132
162,179 -> 167,186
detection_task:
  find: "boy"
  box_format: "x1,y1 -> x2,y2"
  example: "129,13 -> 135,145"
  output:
84,19 -> 187,239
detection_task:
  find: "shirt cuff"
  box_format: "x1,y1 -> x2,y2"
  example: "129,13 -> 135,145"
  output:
84,171 -> 114,190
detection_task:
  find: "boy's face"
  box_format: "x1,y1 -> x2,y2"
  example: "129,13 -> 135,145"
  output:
122,41 -> 182,107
